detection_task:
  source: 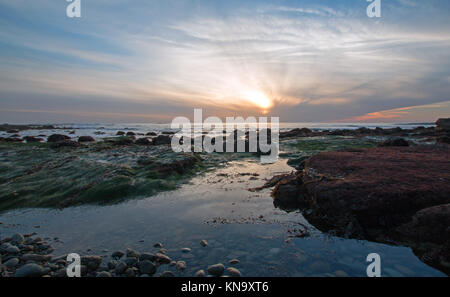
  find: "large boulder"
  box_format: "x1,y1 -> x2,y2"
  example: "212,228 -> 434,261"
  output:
270,146 -> 450,274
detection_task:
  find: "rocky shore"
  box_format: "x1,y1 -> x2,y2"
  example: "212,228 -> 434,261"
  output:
0,232 -> 241,277
267,118 -> 450,275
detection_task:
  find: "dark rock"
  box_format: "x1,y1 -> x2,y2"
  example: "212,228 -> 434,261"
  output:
15,263 -> 48,277
146,132 -> 157,136
139,260 -> 156,275
78,136 -> 95,143
437,136 -> 450,144
81,256 -> 102,271
156,253 -> 171,264
207,263 -> 225,276
153,135 -> 171,145
50,140 -> 81,148
116,131 -> 125,136
139,253 -> 157,262
47,134 -> 71,143
378,138 -> 409,147
126,132 -> 136,136
436,118 -> 450,131
270,146 -> 450,275
135,137 -> 152,145
96,271 -> 112,277
23,136 -> 43,143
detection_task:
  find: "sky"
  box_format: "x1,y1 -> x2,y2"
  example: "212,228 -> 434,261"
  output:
0,0 -> 449,123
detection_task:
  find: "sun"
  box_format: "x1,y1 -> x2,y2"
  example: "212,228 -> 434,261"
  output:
243,91 -> 273,110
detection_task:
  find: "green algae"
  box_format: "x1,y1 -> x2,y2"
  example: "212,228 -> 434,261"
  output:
0,142 -> 207,212
280,136 -> 380,168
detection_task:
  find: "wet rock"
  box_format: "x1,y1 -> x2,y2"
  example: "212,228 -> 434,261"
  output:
437,136 -> 450,144
11,233 -> 24,244
146,132 -> 157,136
5,245 -> 20,254
378,138 -> 409,147
153,242 -> 163,248
4,257 -> 19,269
229,259 -> 240,265
226,267 -> 241,277
182,248 -> 191,253
112,250 -> 124,259
107,260 -> 117,270
334,270 -> 349,277
23,136 -> 43,143
81,256 -> 102,271
160,271 -> 174,277
124,257 -> 138,267
156,253 -> 171,264
125,268 -> 136,277
200,240 -> 208,247
126,132 -> 136,136
195,270 -> 206,277
436,118 -> 450,131
126,248 -> 140,259
78,136 -> 95,143
159,248 -> 168,254
114,262 -> 128,274
139,253 -> 157,262
153,135 -> 171,145
139,260 -> 156,275
207,263 -> 225,277
116,131 -> 125,136
47,134 -> 71,143
176,261 -> 186,271
15,263 -> 48,277
50,140 -> 80,148
22,254 -> 52,262
135,138 -> 152,145
96,271 -> 112,277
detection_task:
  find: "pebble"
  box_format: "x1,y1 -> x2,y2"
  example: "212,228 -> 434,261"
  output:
114,262 -> 128,274
176,261 -> 186,271
200,240 -> 208,247
159,248 -> 168,254
153,242 -> 163,248
96,271 -> 112,277
160,271 -> 174,277
126,248 -> 140,258
138,260 -> 156,275
112,250 -> 125,259
107,260 -> 117,270
11,233 -> 25,244
125,268 -> 136,277
229,259 -> 240,265
156,253 -> 171,264
207,263 -> 225,277
334,270 -> 349,277
15,263 -> 47,277
5,245 -> 20,254
182,248 -> 191,253
195,270 -> 206,277
139,253 -> 156,262
226,267 -> 241,277
22,254 -> 52,262
4,257 -> 19,269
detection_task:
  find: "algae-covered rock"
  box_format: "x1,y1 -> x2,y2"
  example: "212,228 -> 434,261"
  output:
0,142 -> 203,211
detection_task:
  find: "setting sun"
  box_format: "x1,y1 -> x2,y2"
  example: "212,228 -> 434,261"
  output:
243,91 -> 272,110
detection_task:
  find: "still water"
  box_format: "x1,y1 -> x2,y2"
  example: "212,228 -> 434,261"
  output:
0,157 -> 444,277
